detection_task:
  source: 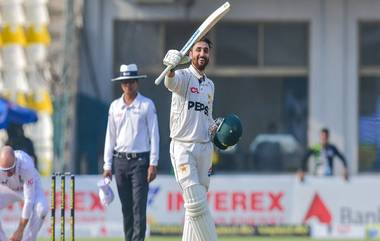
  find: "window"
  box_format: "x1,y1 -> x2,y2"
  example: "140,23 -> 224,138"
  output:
214,22 -> 308,68
360,23 -> 380,66
215,23 -> 258,66
359,22 -> 380,172
263,23 -> 308,66
165,22 -> 199,50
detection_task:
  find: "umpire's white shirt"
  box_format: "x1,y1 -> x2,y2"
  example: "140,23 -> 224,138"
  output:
0,150 -> 44,219
165,65 -> 215,143
103,93 -> 159,170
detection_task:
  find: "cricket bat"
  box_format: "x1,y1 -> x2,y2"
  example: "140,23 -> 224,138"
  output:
154,2 -> 231,85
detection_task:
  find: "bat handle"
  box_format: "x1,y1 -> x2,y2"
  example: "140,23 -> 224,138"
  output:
154,65 -> 172,85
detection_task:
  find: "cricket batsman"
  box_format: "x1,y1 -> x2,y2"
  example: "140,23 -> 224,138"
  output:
162,37 -> 242,241
164,37 -> 217,241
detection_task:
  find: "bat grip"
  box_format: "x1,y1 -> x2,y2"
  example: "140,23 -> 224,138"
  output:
154,65 -> 172,85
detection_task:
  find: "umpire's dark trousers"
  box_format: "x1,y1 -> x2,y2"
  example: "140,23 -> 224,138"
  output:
114,152 -> 149,241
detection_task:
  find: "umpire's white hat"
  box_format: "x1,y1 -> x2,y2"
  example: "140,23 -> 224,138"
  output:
111,64 -> 147,81
97,177 -> 114,207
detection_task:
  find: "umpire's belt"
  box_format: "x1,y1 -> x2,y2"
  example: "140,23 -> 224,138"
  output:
113,151 -> 148,159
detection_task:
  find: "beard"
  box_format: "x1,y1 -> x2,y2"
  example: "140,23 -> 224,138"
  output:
192,56 -> 209,71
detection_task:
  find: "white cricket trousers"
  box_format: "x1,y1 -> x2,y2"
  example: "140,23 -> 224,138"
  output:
0,185 -> 48,241
170,139 -> 213,190
170,140 -> 218,241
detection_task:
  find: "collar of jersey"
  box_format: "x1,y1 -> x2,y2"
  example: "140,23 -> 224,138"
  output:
119,93 -> 141,110
189,65 -> 206,81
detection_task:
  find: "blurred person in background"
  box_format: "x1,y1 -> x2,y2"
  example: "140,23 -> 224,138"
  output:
0,146 -> 48,241
298,128 -> 349,182
102,64 -> 159,241
6,123 -> 38,169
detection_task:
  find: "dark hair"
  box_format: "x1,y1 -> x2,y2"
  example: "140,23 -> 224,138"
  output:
192,37 -> 213,49
321,128 -> 329,136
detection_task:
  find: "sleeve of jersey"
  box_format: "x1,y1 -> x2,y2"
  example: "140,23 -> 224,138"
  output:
164,69 -> 188,96
20,155 -> 36,219
332,145 -> 348,168
301,149 -> 313,171
103,103 -> 117,171
147,100 -> 159,166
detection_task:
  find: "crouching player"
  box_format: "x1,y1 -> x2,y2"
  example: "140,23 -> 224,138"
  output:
0,146 -> 48,241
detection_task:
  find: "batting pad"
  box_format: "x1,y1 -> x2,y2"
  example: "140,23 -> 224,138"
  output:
182,215 -> 197,241
183,184 -> 217,241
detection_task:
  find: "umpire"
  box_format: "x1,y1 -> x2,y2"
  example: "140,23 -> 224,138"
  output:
103,64 -> 159,241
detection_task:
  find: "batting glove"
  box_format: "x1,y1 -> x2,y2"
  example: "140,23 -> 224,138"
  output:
163,49 -> 183,68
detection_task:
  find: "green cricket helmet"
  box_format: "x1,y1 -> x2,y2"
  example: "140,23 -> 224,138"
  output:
213,114 -> 243,150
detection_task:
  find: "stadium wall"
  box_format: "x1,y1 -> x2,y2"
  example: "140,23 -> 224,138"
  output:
1,175 -> 379,238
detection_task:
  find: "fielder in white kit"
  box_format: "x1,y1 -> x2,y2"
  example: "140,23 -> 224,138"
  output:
0,146 -> 48,241
163,37 -> 218,241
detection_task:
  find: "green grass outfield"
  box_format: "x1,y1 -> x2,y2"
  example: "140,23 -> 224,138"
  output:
38,237 -> 365,241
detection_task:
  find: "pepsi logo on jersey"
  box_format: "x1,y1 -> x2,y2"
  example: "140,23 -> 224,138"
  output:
188,101 -> 208,116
